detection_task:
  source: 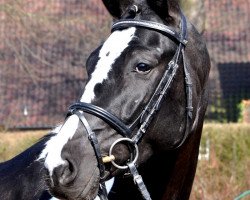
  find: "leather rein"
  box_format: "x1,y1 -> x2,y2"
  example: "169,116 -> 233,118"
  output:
67,12 -> 192,200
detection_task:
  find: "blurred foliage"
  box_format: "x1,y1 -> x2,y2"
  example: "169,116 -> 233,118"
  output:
0,0 -> 111,128
0,130 -> 46,161
180,0 -> 205,33
180,0 -> 193,13
237,101 -> 244,123
190,123 -> 250,200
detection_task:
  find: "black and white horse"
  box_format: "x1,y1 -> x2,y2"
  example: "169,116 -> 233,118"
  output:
39,0 -> 210,199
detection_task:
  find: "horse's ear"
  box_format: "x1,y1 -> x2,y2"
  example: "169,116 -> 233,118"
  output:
147,0 -> 180,23
102,0 -> 122,18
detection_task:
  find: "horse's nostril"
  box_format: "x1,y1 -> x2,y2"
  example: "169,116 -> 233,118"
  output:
68,159 -> 74,173
54,160 -> 77,186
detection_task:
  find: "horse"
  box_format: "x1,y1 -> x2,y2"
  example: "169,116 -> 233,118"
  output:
0,132 -> 55,200
40,0 -> 210,199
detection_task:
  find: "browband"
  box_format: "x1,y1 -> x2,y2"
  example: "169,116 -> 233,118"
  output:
112,19 -> 188,45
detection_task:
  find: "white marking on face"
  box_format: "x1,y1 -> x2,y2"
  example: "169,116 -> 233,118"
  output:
81,27 -> 136,103
38,115 -> 79,175
39,28 -> 136,177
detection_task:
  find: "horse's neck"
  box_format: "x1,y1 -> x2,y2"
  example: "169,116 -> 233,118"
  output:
0,134 -> 53,200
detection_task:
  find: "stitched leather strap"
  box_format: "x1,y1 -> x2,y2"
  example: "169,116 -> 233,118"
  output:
112,19 -> 188,45
69,102 -> 132,138
73,110 -> 106,179
128,163 -> 152,200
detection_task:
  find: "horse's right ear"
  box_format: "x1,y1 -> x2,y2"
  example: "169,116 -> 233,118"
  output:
102,0 -> 121,18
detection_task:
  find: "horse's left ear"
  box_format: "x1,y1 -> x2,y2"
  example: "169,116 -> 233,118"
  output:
147,0 -> 180,22
102,0 -> 122,18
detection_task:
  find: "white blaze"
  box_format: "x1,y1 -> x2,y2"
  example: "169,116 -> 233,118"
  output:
38,115 -> 79,175
39,28 -> 136,178
81,27 -> 136,103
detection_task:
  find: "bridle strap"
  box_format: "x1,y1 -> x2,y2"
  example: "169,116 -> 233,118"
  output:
173,49 -> 193,149
72,110 -> 107,180
128,162 -> 152,200
183,49 -> 193,119
98,182 -> 109,200
112,19 -> 188,45
132,45 -> 183,144
131,13 -> 191,145
71,110 -> 110,200
69,102 -> 132,137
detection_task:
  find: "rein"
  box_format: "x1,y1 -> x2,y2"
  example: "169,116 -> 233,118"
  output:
68,11 -> 192,200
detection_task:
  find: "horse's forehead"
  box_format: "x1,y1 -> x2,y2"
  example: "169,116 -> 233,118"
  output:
81,27 -> 136,103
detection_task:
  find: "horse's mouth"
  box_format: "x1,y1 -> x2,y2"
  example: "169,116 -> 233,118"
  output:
78,167 -> 100,200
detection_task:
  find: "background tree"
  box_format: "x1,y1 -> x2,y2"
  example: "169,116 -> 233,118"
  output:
180,0 -> 206,33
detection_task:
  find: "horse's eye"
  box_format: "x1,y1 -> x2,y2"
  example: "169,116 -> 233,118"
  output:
136,63 -> 152,74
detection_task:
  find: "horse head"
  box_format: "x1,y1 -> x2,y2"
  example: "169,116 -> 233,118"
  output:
40,0 -> 210,199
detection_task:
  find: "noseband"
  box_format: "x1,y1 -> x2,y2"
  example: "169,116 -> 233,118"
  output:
68,11 -> 192,200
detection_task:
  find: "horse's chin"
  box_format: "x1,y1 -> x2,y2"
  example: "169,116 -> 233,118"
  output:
78,167 -> 100,200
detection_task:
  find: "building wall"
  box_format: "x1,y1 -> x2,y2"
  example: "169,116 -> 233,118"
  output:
204,0 -> 250,122
0,0 -> 249,128
0,0 -> 110,128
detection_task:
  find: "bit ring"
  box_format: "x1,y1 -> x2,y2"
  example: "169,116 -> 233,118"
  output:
109,138 -> 139,170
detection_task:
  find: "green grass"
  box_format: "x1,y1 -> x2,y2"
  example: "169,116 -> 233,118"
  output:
0,124 -> 249,200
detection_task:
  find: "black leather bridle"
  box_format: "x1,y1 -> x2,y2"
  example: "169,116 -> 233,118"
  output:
67,11 -> 192,200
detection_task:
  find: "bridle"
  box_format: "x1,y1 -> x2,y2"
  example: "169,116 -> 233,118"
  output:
67,11 -> 193,200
